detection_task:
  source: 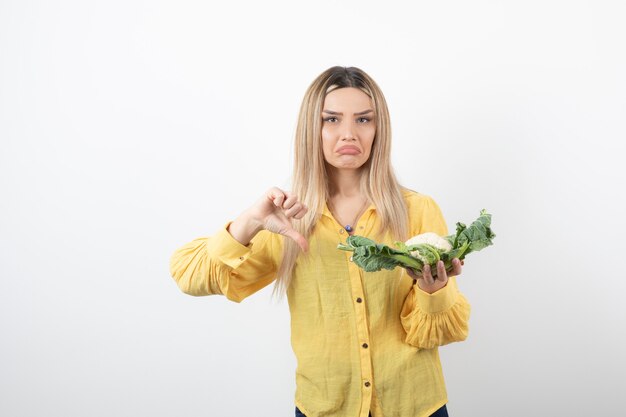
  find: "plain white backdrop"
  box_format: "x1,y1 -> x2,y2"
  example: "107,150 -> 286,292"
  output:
1,1 -> 625,416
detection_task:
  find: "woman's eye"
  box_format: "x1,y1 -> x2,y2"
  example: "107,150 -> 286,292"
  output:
357,117 -> 371,123
324,117 -> 338,123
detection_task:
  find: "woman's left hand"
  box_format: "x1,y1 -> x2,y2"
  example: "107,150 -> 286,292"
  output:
406,258 -> 463,294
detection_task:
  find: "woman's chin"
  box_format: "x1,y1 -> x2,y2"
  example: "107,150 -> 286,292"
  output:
326,157 -> 368,170
329,162 -> 364,171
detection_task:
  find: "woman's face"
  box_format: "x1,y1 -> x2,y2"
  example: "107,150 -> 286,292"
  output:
321,87 -> 376,171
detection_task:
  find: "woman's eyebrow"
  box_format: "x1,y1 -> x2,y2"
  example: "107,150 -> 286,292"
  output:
322,109 -> 374,115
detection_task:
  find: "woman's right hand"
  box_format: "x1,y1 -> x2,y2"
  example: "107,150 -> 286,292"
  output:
243,187 -> 309,252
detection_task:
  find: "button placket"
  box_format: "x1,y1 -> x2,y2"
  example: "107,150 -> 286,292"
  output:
347,260 -> 373,415
341,211 -> 374,416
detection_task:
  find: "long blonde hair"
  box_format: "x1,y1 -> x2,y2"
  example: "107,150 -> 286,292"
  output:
273,66 -> 409,297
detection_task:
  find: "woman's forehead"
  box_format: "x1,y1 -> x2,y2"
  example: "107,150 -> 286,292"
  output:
323,87 -> 373,112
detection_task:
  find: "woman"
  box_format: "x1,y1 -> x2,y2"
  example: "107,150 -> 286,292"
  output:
170,66 -> 470,417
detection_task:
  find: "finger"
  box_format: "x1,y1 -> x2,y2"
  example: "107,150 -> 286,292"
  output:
282,193 -> 299,210
283,202 -> 304,218
450,258 -> 463,276
267,188 -> 287,207
292,206 -> 309,220
283,228 -> 309,252
436,261 -> 448,282
273,193 -> 286,207
267,187 -> 285,198
422,264 -> 435,285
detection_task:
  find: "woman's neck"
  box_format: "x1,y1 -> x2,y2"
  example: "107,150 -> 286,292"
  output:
328,167 -> 363,199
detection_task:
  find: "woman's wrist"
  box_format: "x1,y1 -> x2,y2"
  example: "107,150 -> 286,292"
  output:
227,211 -> 263,246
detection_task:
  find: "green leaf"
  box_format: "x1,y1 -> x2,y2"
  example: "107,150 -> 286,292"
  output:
336,209 -> 496,274
394,241 -> 409,252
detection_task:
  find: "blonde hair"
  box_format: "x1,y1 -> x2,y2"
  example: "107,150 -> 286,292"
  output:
273,66 -> 409,297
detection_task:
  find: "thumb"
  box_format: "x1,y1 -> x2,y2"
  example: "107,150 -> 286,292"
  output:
282,228 -> 309,253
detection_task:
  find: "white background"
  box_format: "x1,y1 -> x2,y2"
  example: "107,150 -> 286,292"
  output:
1,1 -> 625,416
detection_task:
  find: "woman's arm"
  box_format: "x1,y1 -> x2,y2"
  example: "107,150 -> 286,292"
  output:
399,194 -> 471,349
170,221 -> 279,302
169,187 -> 308,302
400,276 -> 471,349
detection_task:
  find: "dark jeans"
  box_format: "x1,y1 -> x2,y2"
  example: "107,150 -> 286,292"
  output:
295,404 -> 448,417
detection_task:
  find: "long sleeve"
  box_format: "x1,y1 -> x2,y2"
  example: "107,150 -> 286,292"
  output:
400,193 -> 471,349
169,221 -> 280,303
400,277 -> 470,349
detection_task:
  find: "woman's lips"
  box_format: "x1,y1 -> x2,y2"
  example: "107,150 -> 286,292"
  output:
337,146 -> 361,155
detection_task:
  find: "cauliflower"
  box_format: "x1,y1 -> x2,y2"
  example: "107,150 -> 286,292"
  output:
405,232 -> 452,254
404,232 -> 452,265
337,210 -> 495,274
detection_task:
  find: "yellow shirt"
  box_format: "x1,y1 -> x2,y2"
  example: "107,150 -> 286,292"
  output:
170,190 -> 471,417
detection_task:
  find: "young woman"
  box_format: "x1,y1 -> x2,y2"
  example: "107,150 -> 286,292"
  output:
170,66 -> 470,417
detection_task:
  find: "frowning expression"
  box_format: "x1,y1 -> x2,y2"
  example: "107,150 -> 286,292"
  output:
321,87 -> 376,170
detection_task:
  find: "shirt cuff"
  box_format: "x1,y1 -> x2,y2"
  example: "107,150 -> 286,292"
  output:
413,278 -> 459,314
205,221 -> 254,270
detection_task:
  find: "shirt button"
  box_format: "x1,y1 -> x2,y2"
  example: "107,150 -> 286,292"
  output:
364,381 -> 371,387
339,229 -> 345,234
356,297 -> 363,303
362,343 -> 368,349
239,256 -> 244,261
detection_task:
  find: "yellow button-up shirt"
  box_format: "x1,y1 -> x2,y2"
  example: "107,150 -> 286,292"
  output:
170,190 -> 470,417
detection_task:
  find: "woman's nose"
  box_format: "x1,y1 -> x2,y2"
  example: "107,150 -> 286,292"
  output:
340,121 -> 357,141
